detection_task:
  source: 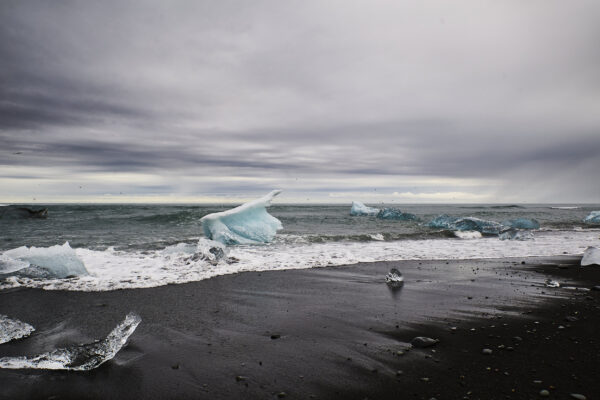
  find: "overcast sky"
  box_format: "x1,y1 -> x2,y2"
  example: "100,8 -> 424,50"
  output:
1,0 -> 599,204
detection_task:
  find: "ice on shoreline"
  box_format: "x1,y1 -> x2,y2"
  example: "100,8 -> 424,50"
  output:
583,211 -> 600,224
1,242 -> 88,279
0,312 -> 141,371
581,247 -> 600,266
201,191 -> 282,245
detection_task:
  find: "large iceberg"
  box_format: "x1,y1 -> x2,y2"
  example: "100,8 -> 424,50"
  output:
502,218 -> 540,230
200,190 -> 283,245
428,215 -> 504,235
583,211 -> 600,224
1,242 -> 88,278
0,312 -> 141,371
581,247 -> 600,266
376,208 -> 418,221
1,315 -> 35,344
350,201 -> 380,216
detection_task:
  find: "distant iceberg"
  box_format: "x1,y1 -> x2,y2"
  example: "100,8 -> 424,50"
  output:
350,201 -> 380,216
1,242 -> 88,278
581,247 -> 600,266
376,208 -> 418,221
502,218 -> 540,230
583,211 -> 600,224
1,315 -> 35,344
200,190 -> 283,245
0,312 -> 141,371
428,215 -> 504,235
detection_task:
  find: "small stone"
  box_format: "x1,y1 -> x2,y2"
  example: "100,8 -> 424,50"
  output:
171,364 -> 180,370
533,380 -> 542,384
420,377 -> 430,382
570,395 -> 586,400
270,334 -> 281,340
277,392 -> 287,398
539,389 -> 549,397
482,348 -> 493,355
396,370 -> 404,376
235,375 -> 247,382
396,350 -> 405,356
411,336 -> 439,348
591,285 -> 600,291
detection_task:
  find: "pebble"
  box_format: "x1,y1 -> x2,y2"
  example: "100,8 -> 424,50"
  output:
591,286 -> 600,291
570,395 -> 586,400
539,389 -> 549,397
411,337 -> 439,348
482,348 -> 493,355
277,392 -> 287,398
235,376 -> 247,382
270,334 -> 281,340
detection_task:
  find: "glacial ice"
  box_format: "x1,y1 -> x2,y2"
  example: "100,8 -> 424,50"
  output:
385,268 -> 404,288
1,242 -> 88,278
454,231 -> 483,239
581,247 -> 600,266
429,215 -> 505,235
350,201 -> 380,216
0,315 -> 35,344
376,208 -> 418,221
583,211 -> 600,224
0,312 -> 141,371
502,218 -> 540,230
498,229 -> 534,241
200,190 -> 283,245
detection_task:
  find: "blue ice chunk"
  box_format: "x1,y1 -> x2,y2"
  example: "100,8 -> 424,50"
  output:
428,215 -> 505,235
350,201 -> 380,216
499,229 -> 534,241
376,208 -> 418,221
1,242 -> 88,278
502,218 -> 540,230
583,211 -> 600,224
200,190 -> 283,245
428,215 -> 459,230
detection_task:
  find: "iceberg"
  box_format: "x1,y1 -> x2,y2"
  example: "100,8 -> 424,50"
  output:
350,201 -> 380,216
200,190 -> 283,245
1,315 -> 35,344
0,312 -> 141,371
498,229 -> 534,241
1,242 -> 88,278
502,218 -> 540,230
428,215 -> 505,235
583,211 -> 600,224
581,247 -> 600,266
376,208 -> 418,221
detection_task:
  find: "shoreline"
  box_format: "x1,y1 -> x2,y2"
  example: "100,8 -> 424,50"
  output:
1,255 -> 598,399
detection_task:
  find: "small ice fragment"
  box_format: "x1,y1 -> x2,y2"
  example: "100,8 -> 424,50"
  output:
385,268 -> 404,285
200,191 -> 282,245
581,247 -> 600,266
429,215 -> 504,234
350,201 -> 380,216
370,233 -> 384,241
544,279 -> 560,288
0,315 -> 35,344
0,312 -> 141,370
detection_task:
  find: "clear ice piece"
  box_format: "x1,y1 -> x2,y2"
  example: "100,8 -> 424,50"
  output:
0,312 -> 141,371
350,201 -> 380,216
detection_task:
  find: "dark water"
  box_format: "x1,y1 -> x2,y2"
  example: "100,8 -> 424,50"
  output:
1,203 -> 598,252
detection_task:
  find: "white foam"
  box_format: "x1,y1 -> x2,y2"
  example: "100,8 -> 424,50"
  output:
0,230 -> 597,292
454,231 -> 483,239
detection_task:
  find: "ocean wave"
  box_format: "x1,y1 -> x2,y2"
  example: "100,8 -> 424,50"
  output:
0,230 -> 596,292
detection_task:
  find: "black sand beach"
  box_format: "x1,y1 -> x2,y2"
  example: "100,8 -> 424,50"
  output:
1,256 -> 599,400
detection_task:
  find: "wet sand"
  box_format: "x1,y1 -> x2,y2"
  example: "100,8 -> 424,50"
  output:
0,256 -> 599,400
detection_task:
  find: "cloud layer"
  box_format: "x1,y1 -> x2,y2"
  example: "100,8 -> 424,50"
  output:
1,0 -> 599,203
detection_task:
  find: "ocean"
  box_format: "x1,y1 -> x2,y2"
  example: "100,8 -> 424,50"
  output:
1,203 -> 599,291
